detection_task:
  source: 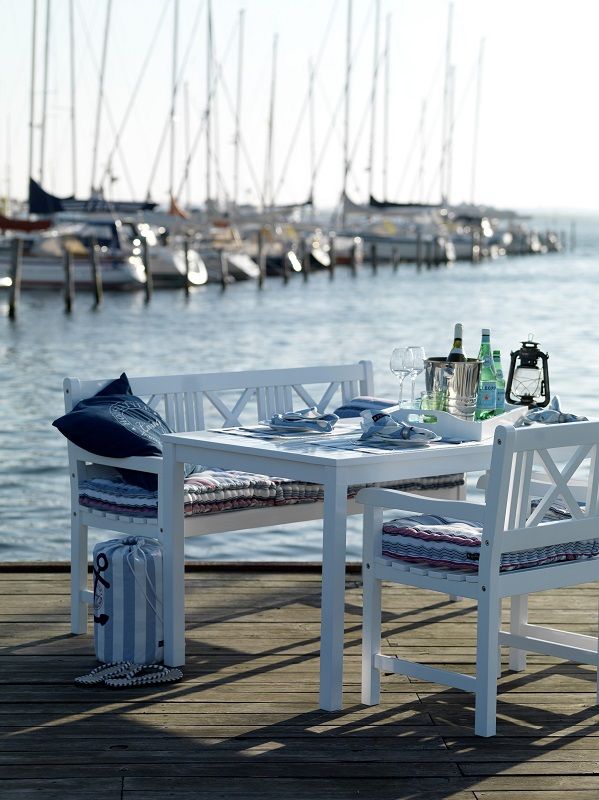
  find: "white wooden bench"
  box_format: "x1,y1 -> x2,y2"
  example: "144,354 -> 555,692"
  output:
64,361 -> 464,635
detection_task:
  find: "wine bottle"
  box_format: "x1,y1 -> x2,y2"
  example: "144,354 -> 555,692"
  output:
475,329 -> 497,420
493,349 -> 506,413
447,323 -> 467,362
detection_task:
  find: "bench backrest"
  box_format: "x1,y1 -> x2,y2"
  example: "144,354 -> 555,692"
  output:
482,421 -> 599,572
63,361 -> 374,432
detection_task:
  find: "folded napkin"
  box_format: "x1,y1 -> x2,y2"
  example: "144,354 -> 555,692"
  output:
333,395 -> 394,419
515,395 -> 588,427
268,407 -> 339,432
359,411 -> 439,445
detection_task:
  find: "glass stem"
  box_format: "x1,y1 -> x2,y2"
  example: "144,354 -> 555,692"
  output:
398,377 -> 404,406
411,376 -> 416,406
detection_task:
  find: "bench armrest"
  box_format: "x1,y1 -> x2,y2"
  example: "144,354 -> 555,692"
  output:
69,445 -> 163,474
356,487 -> 486,524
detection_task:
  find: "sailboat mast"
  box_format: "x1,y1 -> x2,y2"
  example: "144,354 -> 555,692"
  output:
367,0 -> 380,200
446,64 -> 455,206
341,0 -> 352,227
382,12 -> 390,200
233,8 -> 245,208
90,0 -> 113,194
419,100 -> 426,202
39,0 -> 51,185
470,38 -> 485,204
169,0 -> 179,202
264,33 -> 278,209
308,59 -> 315,208
68,0 -> 77,195
440,1 -> 453,204
27,0 -> 38,193
184,81 -> 191,208
206,0 -> 213,208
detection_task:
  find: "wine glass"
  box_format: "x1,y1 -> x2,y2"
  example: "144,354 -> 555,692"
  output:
389,347 -> 413,407
406,346 -> 426,406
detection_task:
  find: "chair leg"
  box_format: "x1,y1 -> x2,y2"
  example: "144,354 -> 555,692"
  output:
362,504 -> 382,705
475,589 -> 501,737
509,594 -> 528,672
70,515 -> 89,634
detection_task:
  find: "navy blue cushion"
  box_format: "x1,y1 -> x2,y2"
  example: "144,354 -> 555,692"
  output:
53,373 -> 171,490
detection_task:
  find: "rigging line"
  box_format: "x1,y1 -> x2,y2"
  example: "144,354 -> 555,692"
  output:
99,0 -> 170,190
393,51 -> 444,199
144,0 -> 206,199
346,48 -> 386,189
424,54 -> 478,204
76,1 -> 136,199
310,0 -> 375,188
212,64 -> 266,205
174,21 -> 238,201
271,0 -> 340,201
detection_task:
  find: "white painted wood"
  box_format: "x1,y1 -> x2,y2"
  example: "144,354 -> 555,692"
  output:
358,419 -> 599,736
361,504 -> 383,705
160,444 -> 186,667
375,654 -> 477,692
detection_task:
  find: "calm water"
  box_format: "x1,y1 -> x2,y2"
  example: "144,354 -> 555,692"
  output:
1,224 -> 598,562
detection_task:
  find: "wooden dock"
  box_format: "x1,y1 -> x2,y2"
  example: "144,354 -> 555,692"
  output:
2,564 -> 599,799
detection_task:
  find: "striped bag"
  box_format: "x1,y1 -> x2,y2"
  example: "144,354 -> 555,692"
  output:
92,536 -> 163,664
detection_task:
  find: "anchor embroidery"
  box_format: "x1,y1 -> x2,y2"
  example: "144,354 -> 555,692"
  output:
93,552 -> 110,626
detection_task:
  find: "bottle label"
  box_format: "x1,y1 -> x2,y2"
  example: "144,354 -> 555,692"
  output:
496,388 -> 506,409
477,381 -> 497,410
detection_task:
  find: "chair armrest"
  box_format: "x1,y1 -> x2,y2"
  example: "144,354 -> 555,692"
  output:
356,487 -> 486,524
69,445 -> 163,474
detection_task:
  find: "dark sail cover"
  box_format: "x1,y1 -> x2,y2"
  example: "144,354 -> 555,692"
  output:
29,178 -> 157,215
369,194 -> 441,210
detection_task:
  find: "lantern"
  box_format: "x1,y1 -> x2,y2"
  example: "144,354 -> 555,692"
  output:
505,336 -> 550,408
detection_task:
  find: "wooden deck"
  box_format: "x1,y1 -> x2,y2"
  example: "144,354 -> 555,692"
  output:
2,565 -> 599,799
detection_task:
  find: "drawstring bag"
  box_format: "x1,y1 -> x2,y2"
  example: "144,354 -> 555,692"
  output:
92,536 -> 163,664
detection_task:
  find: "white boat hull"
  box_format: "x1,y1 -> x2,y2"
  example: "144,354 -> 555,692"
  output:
0,254 -> 147,290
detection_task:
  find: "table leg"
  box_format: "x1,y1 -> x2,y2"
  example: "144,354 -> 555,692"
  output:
160,443 -> 186,667
319,469 -> 349,711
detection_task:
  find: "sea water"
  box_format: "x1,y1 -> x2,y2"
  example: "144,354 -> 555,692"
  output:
1,223 -> 597,561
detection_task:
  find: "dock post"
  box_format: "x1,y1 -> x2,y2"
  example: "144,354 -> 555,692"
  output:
350,240 -> 358,276
142,236 -> 153,302
570,220 -> 577,252
219,250 -> 229,289
391,246 -> 399,273
370,242 -> 378,274
328,231 -> 336,279
257,229 -> 265,289
183,238 -> 190,295
302,239 -> 310,282
8,238 -> 23,320
416,229 -> 422,268
63,248 -> 75,314
282,247 -> 290,283
90,237 -> 103,307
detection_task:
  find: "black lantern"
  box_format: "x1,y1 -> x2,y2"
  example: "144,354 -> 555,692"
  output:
505,335 -> 550,408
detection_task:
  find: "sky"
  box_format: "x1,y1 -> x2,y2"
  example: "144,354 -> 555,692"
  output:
1,0 -> 599,213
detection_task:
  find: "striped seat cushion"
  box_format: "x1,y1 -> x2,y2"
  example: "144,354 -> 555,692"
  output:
79,469 -> 464,519
382,501 -> 599,573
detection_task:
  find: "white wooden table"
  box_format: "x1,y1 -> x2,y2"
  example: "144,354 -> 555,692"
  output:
160,428 -> 495,710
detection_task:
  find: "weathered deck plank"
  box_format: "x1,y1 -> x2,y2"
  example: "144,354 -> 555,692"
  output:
1,566 -> 599,799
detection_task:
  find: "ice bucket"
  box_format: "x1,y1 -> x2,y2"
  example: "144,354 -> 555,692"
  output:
424,357 -> 482,421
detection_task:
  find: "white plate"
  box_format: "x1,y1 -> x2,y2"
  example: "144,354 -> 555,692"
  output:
261,421 -> 328,433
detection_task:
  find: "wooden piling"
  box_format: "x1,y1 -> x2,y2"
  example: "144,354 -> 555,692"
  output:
391,245 -> 399,272
328,231 -> 336,279
416,230 -> 422,268
257,230 -> 266,289
370,242 -> 378,274
7,238 -> 23,320
570,220 -> 577,251
302,240 -> 310,281
183,238 -> 190,295
282,248 -> 290,283
219,250 -> 229,289
89,237 -> 103,307
350,239 -> 358,276
63,248 -> 74,314
142,236 -> 153,302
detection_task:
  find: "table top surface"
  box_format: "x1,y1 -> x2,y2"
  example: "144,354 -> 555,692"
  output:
162,422 -> 495,467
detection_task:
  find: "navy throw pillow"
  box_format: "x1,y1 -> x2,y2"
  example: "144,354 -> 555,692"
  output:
53,373 -> 171,490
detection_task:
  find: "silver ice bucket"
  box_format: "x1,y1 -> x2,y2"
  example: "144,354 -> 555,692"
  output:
424,357 -> 482,421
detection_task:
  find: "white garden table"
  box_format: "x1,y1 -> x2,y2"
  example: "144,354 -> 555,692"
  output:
160,428 -> 495,710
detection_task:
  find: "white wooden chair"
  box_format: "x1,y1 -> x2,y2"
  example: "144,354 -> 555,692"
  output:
358,421 -> 599,736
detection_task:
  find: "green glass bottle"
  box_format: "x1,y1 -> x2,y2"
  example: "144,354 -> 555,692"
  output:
447,323 -> 467,362
493,349 -> 506,414
475,329 -> 497,421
